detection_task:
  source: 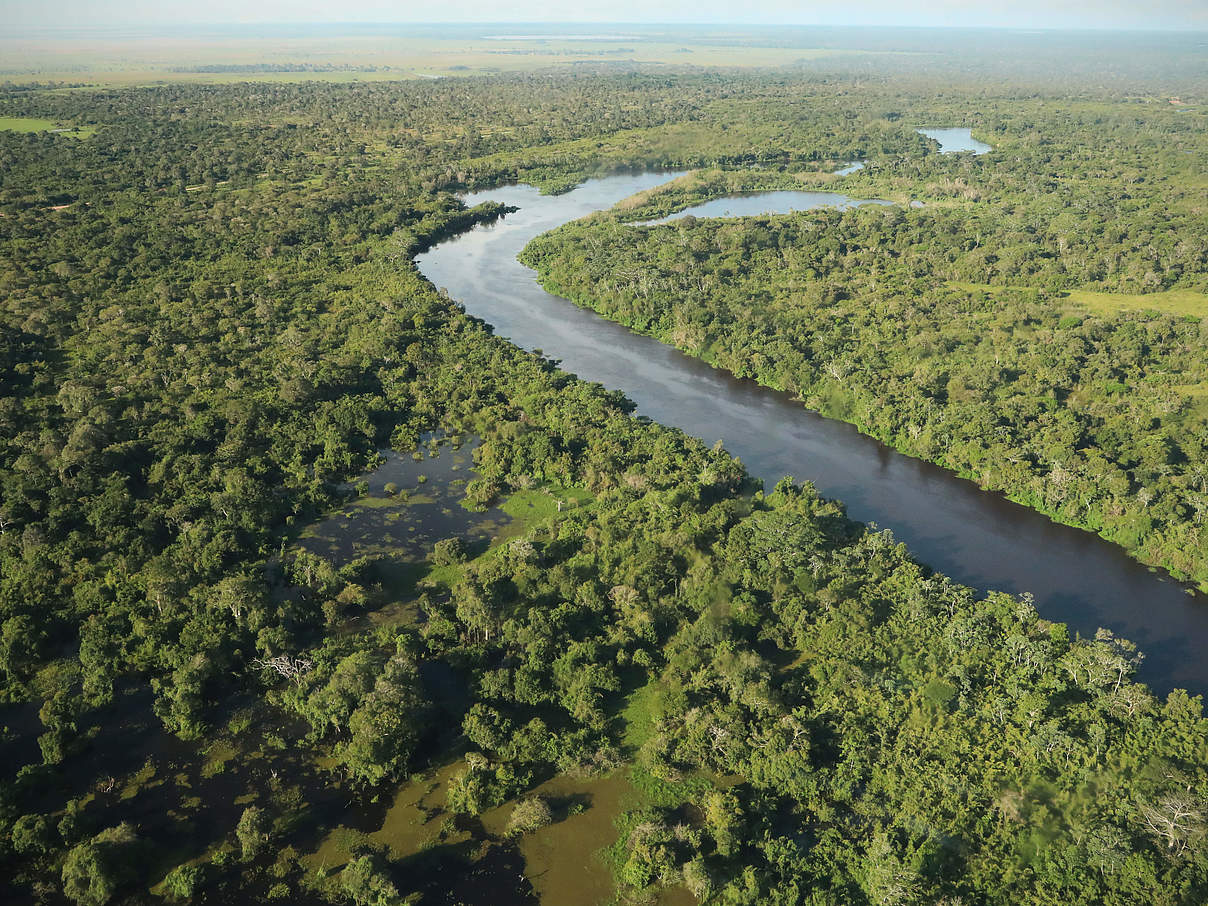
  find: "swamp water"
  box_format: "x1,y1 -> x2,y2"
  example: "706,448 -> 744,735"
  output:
308,762 -> 685,906
296,437 -> 507,565
296,444 -> 649,905
293,437 -> 514,628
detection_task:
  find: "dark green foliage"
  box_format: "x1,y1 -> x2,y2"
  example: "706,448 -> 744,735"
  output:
523,103 -> 1208,589
60,824 -> 136,906
606,482 -> 1208,903
0,57 -> 1206,906
430,537 -> 468,566
338,650 -> 429,784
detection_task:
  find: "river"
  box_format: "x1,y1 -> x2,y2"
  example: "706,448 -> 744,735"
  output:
919,127 -> 993,154
414,170 -> 1208,696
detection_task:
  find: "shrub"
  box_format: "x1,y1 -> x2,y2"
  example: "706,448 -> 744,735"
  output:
505,797 -> 553,836
430,537 -> 467,566
162,864 -> 202,900
236,806 -> 271,860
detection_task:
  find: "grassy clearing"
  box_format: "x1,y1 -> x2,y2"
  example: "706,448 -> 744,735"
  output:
951,282 -> 1208,319
1064,288 -> 1208,319
499,485 -> 591,527
418,562 -> 463,590
619,681 -> 663,752
0,116 -> 59,132
0,116 -> 96,137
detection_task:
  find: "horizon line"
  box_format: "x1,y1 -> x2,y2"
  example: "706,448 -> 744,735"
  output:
5,21 -> 1206,35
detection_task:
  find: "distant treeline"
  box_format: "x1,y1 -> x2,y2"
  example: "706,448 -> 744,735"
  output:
1,71 -> 1207,906
170,63 -> 395,73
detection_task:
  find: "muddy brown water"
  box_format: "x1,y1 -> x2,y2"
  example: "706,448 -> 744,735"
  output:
296,437 -> 509,565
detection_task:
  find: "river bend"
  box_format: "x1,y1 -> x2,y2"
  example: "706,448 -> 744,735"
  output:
415,171 -> 1208,695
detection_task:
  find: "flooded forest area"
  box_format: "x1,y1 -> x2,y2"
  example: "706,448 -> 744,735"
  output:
2,25 -> 1208,906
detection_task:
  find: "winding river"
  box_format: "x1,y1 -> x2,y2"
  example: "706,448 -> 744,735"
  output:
415,170 -> 1208,696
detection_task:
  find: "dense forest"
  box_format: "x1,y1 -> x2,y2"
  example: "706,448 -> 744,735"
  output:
1,57 -> 1208,906
523,99 -> 1208,591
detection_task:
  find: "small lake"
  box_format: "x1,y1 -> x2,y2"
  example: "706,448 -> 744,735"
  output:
637,190 -> 894,225
296,437 -> 509,565
919,127 -> 993,154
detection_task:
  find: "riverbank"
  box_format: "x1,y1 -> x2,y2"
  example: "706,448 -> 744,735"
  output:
417,172 -> 1208,694
537,260 -> 1208,591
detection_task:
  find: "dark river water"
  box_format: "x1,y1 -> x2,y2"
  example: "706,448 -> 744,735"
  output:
415,171 -> 1208,696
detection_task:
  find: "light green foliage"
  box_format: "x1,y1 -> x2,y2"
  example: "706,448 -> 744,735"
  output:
340,854 -> 403,906
161,864 -> 202,900
505,796 -> 553,836
61,842 -> 115,906
60,825 -> 135,906
10,813 -> 54,856
445,756 -> 532,817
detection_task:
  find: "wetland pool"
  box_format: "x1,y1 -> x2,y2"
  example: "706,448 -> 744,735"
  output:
296,437 -> 509,565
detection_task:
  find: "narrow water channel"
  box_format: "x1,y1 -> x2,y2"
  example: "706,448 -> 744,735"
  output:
415,171 -> 1208,696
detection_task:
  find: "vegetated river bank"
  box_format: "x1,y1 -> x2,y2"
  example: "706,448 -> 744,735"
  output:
415,169 -> 1208,697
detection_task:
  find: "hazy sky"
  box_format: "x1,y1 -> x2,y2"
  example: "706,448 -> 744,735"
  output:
3,0 -> 1205,31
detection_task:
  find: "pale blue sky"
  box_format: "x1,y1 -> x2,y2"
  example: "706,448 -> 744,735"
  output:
3,0 -> 1205,31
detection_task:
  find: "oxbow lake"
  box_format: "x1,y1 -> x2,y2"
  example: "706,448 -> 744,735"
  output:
634,128 -> 987,224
